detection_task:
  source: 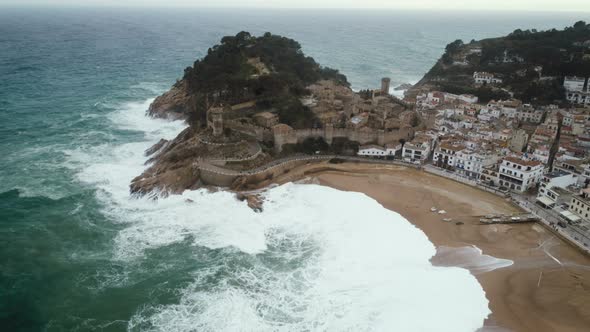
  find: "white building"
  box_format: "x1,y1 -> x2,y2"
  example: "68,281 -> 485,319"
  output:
455,150 -> 501,179
473,72 -> 503,85
433,142 -> 465,169
498,157 -> 544,193
500,100 -> 520,118
477,113 -> 494,122
564,76 -> 590,107
358,145 -> 387,157
536,170 -> 578,208
443,93 -> 479,104
385,143 -> 402,156
516,104 -> 545,123
568,188 -> 590,224
486,99 -> 520,118
564,76 -> 587,92
358,144 -> 402,158
566,91 -> 590,107
403,134 -> 434,163
531,146 -> 551,164
458,94 -> 479,104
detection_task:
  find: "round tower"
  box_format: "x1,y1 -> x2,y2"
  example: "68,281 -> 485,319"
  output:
208,105 -> 224,137
381,77 -> 391,95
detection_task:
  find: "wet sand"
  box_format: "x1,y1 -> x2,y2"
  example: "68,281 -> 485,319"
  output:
273,162 -> 590,332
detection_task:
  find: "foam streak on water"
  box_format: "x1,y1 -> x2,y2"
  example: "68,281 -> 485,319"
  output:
432,246 -> 514,275
71,99 -> 491,331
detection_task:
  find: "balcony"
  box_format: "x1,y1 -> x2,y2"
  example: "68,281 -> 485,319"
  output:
499,174 -> 523,185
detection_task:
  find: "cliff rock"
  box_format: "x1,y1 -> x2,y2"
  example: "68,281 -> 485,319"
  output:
147,80 -> 191,120
130,128 -> 202,197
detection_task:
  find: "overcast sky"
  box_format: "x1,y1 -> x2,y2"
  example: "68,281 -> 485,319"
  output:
1,0 -> 590,11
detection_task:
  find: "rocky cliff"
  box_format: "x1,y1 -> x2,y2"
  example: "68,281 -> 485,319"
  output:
130,128 -> 201,197
147,81 -> 192,120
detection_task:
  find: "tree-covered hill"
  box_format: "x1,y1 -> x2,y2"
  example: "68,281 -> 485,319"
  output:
180,32 -> 348,128
414,21 -> 590,104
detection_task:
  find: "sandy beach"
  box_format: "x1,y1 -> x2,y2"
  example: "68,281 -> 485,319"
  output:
272,162 -> 590,332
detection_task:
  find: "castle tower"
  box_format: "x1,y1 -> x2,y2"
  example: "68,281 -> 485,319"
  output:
324,124 -> 334,144
381,77 -> 391,95
207,105 -> 224,137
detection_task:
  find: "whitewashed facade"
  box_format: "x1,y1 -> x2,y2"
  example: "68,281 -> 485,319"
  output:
473,72 -> 503,85
498,157 -> 544,193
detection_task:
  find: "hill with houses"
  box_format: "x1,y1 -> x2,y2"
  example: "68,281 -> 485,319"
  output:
408,21 -> 590,105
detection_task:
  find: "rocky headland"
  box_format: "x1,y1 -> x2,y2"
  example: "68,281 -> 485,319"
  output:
132,32 -> 422,197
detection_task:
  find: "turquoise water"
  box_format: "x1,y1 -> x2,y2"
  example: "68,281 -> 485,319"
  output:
0,7 -> 587,331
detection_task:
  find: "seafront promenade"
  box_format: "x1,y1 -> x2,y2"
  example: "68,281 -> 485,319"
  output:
512,195 -> 590,255
423,163 -> 590,255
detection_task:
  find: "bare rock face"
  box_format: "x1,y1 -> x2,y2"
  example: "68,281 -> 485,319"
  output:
230,176 -> 249,191
130,165 -> 200,198
130,128 -> 203,197
147,80 -> 191,120
145,138 -> 169,157
236,193 -> 264,212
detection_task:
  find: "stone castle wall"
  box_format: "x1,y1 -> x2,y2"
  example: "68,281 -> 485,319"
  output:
273,125 -> 415,152
225,120 -> 273,141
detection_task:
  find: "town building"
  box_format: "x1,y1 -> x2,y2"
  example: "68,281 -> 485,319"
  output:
498,157 -> 544,193
564,76 -> 590,107
402,133 -> 435,163
358,145 -> 387,157
536,170 -> 578,208
516,104 -> 545,123
357,143 -> 401,158
433,142 -> 465,170
473,72 -> 503,85
566,91 -> 590,107
455,149 -> 500,179
568,188 -> 590,224
564,76 -> 587,92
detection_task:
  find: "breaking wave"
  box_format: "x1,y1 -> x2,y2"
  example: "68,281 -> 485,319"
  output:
70,98 -> 491,331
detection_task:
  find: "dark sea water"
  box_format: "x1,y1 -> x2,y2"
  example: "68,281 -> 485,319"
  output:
0,7 -> 588,331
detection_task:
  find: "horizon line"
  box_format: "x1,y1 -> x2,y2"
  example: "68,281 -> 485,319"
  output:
1,4 -> 590,13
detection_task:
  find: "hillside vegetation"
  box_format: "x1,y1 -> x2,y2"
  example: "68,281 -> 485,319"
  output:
181,31 -> 348,129
418,21 -> 590,104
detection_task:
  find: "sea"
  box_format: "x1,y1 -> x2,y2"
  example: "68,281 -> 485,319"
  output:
1,7 -> 587,331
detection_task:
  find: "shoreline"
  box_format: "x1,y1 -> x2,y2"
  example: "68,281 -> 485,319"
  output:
268,161 -> 590,332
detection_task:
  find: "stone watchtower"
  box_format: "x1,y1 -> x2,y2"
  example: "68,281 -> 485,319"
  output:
207,105 -> 224,137
381,77 -> 391,95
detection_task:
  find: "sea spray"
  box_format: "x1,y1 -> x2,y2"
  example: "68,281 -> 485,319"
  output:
70,98 -> 491,331
124,184 -> 492,331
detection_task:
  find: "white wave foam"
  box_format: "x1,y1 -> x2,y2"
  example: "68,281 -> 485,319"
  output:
125,184 -> 491,331
70,97 -> 491,331
432,246 -> 514,275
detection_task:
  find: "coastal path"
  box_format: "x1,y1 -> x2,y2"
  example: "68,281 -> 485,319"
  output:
512,195 -> 590,255
195,154 -> 419,178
